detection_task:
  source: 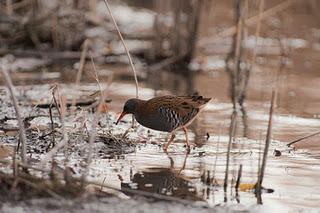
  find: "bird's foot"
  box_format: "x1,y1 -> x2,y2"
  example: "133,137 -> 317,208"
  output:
163,144 -> 169,151
186,145 -> 191,154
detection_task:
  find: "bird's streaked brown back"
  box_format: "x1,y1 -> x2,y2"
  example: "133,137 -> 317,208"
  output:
135,95 -> 211,132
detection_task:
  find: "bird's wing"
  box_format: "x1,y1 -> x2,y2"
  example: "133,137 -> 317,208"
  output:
176,95 -> 212,109
143,96 -> 201,127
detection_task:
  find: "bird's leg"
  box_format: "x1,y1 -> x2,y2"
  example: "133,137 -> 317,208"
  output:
182,126 -> 190,151
163,132 -> 175,151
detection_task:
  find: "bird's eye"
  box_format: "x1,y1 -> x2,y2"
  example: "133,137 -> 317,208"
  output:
124,106 -> 128,111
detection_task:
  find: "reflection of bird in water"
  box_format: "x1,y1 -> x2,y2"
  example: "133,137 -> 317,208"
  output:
121,151 -> 203,201
116,95 -> 211,150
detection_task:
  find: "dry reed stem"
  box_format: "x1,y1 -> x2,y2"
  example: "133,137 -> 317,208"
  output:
12,145 -> 17,177
82,54 -> 110,181
1,64 -> 27,164
6,0 -> 13,15
103,0 -> 139,98
89,51 -> 102,93
57,93 -> 68,166
235,164 -> 243,192
71,39 -> 90,111
75,39 -> 90,85
199,0 -> 298,46
40,87 -> 69,166
287,130 -> 320,147
224,111 -> 237,192
235,163 -> 242,203
48,101 -> 55,148
51,84 -> 61,117
256,90 -> 277,203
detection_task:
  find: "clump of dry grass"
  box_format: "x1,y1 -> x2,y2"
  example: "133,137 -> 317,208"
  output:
0,167 -> 83,201
0,0 -> 139,200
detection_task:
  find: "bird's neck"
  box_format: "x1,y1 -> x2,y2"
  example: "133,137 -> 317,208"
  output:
134,99 -> 146,116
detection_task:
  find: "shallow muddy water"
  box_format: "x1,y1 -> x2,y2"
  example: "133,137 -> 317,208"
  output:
1,41 -> 320,213
1,62 -> 320,212
95,75 -> 320,211
1,1 -> 320,211
1,60 -> 320,211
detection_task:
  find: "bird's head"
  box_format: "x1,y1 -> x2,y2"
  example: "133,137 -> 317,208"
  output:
116,98 -> 140,125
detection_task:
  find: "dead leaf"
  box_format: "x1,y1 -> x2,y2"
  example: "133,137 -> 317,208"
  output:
239,183 -> 255,192
0,145 -> 14,159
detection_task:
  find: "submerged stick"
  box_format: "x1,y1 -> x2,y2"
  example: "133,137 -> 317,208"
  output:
256,90 -> 276,203
1,64 -> 27,164
103,0 -> 139,98
287,130 -> 320,147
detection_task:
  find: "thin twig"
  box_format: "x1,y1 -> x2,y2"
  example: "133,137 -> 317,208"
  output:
103,0 -> 139,98
1,64 -> 27,164
287,130 -> 320,147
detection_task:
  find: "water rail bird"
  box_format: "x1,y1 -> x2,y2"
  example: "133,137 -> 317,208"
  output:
116,95 -> 211,151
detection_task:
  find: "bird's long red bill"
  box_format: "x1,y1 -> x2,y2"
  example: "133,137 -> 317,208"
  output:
116,112 -> 127,125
